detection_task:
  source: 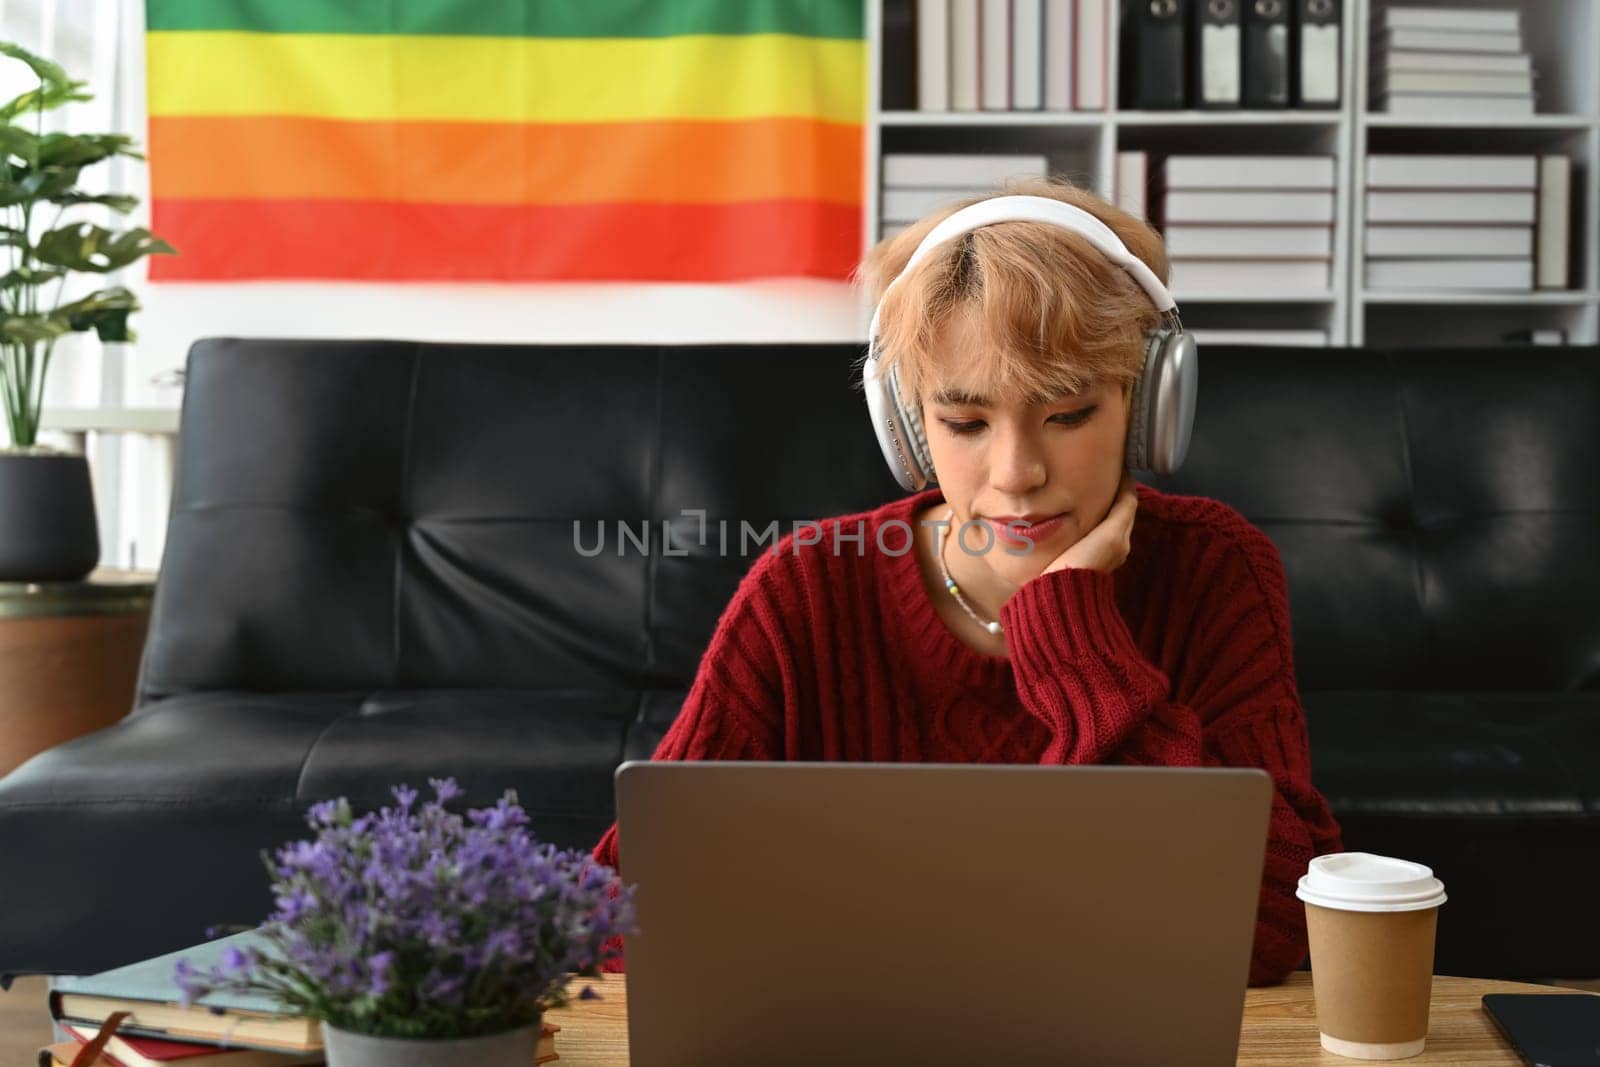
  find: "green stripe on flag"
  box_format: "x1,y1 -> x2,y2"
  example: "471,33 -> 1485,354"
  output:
146,0 -> 864,40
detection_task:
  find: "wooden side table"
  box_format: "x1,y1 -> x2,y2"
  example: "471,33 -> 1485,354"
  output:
0,568 -> 156,778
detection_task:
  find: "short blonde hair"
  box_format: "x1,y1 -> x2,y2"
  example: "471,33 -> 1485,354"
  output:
856,177 -> 1170,406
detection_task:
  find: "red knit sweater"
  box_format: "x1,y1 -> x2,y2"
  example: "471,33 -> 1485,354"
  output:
592,484 -> 1344,986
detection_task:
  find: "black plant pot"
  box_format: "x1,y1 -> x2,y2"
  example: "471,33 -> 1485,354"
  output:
0,451 -> 100,581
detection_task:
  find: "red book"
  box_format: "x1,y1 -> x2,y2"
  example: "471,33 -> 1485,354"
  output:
69,1022 -> 560,1066
65,1026 -> 319,1067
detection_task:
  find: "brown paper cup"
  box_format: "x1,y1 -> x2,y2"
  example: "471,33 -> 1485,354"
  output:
1298,853 -> 1447,1061
1305,902 -> 1439,1060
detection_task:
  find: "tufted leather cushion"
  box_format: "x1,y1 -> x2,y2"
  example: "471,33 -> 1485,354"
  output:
1150,347 -> 1600,692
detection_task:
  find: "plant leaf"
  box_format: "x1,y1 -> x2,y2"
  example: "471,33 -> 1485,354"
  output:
0,80 -> 91,123
0,165 -> 82,206
47,190 -> 139,213
35,223 -> 175,272
0,42 -> 75,94
0,265 -> 64,289
0,312 -> 68,344
37,131 -> 141,168
0,41 -> 89,121
0,125 -> 39,167
51,286 -> 139,339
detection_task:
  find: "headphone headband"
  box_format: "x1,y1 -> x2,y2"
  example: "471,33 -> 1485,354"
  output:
878,195 -> 1178,321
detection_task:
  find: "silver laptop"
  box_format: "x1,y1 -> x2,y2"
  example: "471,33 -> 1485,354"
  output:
614,761 -> 1274,1067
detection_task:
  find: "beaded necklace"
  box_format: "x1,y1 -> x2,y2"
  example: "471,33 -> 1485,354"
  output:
934,509 -> 1003,636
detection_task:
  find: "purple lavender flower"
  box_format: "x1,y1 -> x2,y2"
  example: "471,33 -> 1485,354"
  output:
367,951 -> 395,996
428,777 -> 463,804
272,888 -> 316,922
421,969 -> 466,1007
173,958 -> 201,1008
172,782 -> 637,1040
219,946 -> 251,977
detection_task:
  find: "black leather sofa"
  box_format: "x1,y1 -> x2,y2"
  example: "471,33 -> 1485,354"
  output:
1,338 -> 1596,985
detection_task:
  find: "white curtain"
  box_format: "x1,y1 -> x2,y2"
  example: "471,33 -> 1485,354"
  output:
0,0 -> 174,571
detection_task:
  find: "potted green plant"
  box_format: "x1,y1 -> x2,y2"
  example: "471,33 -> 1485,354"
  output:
175,779 -> 637,1067
0,41 -> 173,580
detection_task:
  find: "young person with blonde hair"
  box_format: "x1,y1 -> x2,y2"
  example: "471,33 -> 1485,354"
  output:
593,177 -> 1343,985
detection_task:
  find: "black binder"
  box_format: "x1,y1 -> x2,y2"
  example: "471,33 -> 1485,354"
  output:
1242,0 -> 1290,108
1120,0 -> 1189,110
1192,0 -> 1242,109
1292,0 -> 1341,108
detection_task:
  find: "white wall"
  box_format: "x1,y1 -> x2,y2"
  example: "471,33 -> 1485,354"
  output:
129,279 -> 869,403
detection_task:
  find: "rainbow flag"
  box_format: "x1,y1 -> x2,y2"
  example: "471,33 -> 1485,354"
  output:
144,1 -> 865,282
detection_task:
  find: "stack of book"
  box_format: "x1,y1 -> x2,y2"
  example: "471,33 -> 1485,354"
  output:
914,0 -> 1110,112
37,931 -> 560,1066
1364,154 -> 1570,290
1156,156 -> 1336,296
1370,6 -> 1536,116
880,153 -> 1049,238
40,1033 -> 322,1067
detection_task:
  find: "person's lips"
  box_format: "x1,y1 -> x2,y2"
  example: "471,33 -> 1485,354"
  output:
983,513 -> 1067,547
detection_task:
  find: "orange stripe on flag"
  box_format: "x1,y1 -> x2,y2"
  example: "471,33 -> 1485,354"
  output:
148,115 -> 864,207
148,198 -> 862,281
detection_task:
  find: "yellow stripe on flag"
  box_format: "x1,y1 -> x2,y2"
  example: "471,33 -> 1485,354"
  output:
146,31 -> 866,124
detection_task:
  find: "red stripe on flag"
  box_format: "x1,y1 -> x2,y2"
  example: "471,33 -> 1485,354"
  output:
148,198 -> 862,282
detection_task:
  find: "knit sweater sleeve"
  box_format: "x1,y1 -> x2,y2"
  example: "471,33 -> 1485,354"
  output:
590,549 -> 797,971
998,515 -> 1343,986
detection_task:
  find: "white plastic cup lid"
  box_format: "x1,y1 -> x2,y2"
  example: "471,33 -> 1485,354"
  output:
1296,852 -> 1447,913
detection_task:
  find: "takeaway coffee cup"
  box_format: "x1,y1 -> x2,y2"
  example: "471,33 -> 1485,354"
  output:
1296,852 -> 1448,1060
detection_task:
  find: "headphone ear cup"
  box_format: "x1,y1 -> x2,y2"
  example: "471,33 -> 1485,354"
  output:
864,340 -> 936,491
891,365 -> 936,487
1124,330 -> 1161,473
1127,327 -> 1199,475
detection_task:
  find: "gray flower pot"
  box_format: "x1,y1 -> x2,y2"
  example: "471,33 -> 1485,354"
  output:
0,451 -> 99,581
321,1019 -> 540,1067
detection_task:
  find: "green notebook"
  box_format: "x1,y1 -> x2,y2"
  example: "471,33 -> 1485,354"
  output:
49,930 -> 320,1052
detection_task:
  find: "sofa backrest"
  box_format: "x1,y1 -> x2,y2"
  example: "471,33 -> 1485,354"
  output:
1151,345 -> 1600,692
136,340 -> 902,704
138,340 -> 1600,704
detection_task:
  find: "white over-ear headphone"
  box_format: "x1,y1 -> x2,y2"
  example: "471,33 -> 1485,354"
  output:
862,195 -> 1198,491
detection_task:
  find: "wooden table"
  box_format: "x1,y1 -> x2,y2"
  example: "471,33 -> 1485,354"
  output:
0,568 -> 155,778
545,972 -> 1589,1064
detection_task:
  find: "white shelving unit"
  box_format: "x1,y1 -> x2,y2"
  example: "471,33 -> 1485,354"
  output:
866,0 -> 1600,346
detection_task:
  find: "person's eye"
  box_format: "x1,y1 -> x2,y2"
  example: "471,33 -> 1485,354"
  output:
940,419 -> 985,436
1050,405 -> 1099,427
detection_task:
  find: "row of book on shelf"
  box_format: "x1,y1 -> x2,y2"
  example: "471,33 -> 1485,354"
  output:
1371,4 -> 1539,116
911,0 -> 1111,112
906,2 -> 1550,116
880,150 -> 1573,298
36,931 -> 561,1066
1121,0 -> 1341,110
909,0 -> 1342,112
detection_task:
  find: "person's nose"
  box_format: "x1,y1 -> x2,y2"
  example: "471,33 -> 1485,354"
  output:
988,421 -> 1047,496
